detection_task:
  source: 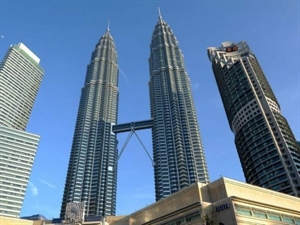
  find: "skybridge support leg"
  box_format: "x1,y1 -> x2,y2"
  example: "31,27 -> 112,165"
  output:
133,130 -> 154,166
117,128 -> 154,166
118,131 -> 133,160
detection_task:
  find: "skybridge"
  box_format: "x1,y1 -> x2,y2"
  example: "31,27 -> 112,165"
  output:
112,119 -> 153,133
112,119 -> 154,166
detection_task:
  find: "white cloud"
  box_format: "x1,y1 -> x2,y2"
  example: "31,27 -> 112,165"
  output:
28,182 -> 38,197
119,67 -> 129,82
193,82 -> 200,91
38,179 -> 56,188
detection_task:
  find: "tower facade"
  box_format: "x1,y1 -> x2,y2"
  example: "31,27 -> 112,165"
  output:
149,16 -> 209,201
208,41 -> 300,197
61,29 -> 119,217
0,43 -> 44,130
0,43 -> 43,217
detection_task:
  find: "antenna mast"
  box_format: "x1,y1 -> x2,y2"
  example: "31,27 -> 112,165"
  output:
107,19 -> 110,31
158,7 -> 162,19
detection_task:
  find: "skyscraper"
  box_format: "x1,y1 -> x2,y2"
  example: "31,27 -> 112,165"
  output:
61,29 -> 119,217
0,43 -> 44,217
208,41 -> 300,197
149,15 -> 209,201
0,43 -> 43,130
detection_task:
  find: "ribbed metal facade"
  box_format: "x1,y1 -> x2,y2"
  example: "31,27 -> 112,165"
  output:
208,41 -> 300,197
149,17 -> 209,201
0,43 -> 43,217
61,30 -> 119,217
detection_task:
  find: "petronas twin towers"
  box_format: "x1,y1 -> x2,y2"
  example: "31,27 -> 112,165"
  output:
149,17 -> 209,199
61,15 -> 209,217
61,30 -> 119,216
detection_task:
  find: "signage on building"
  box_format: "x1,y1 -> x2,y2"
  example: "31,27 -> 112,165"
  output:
216,203 -> 230,212
64,202 -> 85,224
225,45 -> 238,52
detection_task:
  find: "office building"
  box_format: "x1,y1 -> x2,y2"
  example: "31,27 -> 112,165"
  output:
149,15 -> 209,201
0,43 -> 43,217
0,127 -> 40,217
207,41 -> 300,196
0,43 -> 44,130
60,28 -> 119,217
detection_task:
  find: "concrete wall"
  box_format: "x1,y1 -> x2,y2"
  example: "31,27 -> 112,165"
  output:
114,183 -> 203,225
222,178 -> 300,212
0,216 -> 33,225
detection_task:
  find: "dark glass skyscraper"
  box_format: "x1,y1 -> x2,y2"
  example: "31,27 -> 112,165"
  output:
149,16 -> 209,201
61,29 -> 119,217
208,41 -> 300,197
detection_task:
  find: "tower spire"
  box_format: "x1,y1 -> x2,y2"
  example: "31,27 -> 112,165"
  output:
158,7 -> 162,19
107,19 -> 110,31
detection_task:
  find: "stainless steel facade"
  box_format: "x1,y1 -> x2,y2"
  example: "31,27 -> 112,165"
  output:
149,16 -> 209,201
0,43 -> 43,217
208,41 -> 300,197
61,30 -> 119,217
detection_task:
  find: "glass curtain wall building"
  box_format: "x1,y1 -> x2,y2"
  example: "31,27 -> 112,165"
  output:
208,41 -> 300,197
60,29 -> 119,217
0,43 -> 43,217
149,16 -> 209,201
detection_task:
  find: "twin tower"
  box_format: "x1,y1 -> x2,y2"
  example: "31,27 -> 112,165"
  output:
60,16 -> 209,217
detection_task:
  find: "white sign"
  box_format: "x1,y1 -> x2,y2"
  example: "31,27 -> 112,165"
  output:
64,202 -> 85,223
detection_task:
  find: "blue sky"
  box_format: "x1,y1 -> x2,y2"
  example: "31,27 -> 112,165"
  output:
0,0 -> 299,219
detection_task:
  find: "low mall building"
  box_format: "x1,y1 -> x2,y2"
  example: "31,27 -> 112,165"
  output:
106,177 -> 300,225
2,177 -> 299,225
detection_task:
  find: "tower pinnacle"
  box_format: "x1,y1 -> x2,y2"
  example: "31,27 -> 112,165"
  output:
158,7 -> 162,19
107,19 -> 110,31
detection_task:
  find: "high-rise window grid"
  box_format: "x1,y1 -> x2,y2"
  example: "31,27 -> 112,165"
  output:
0,43 -> 43,217
61,30 -> 119,217
208,41 -> 300,197
149,17 -> 209,201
